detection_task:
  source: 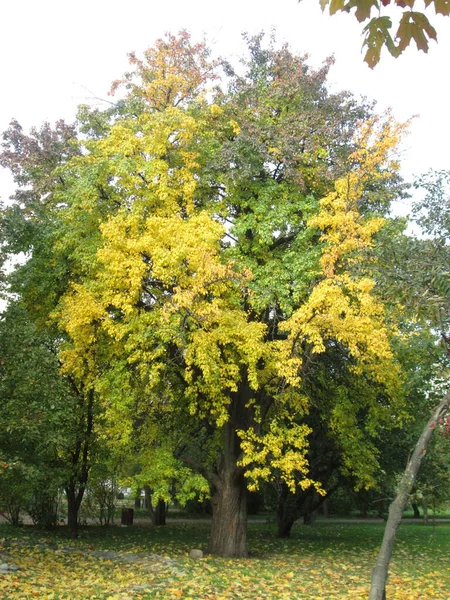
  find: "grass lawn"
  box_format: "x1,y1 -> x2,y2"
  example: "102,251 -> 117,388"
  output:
0,520 -> 449,599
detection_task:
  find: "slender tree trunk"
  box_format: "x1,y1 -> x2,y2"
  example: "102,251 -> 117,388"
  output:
411,502 -> 421,519
134,489 -> 141,510
144,487 -> 167,526
303,510 -> 318,525
153,499 -> 166,526
276,485 -> 298,538
369,393 -> 450,600
422,501 -> 429,524
66,486 -> 84,539
277,515 -> 296,538
63,388 -> 94,539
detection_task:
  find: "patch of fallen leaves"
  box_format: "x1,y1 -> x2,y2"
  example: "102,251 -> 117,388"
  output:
0,523 -> 449,599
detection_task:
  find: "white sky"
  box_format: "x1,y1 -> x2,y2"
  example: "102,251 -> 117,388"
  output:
1,0 -> 450,211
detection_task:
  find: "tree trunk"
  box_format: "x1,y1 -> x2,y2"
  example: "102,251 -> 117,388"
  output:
66,487 -> 83,539
276,484 -> 298,538
303,509 -> 318,525
207,398 -> 249,558
369,393 -> 450,600
411,502 -> 421,518
64,386 -> 94,539
144,487 -> 167,526
422,501 -> 428,524
277,514 -> 296,538
207,468 -> 248,557
322,498 -> 329,518
152,499 -> 166,526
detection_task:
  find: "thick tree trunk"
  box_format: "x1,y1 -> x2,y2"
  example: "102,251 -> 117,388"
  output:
369,393 -> 450,600
411,502 -> 421,519
208,468 -> 248,557
207,388 -> 250,558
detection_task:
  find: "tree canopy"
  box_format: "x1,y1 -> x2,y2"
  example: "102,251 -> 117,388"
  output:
1,31 -> 410,556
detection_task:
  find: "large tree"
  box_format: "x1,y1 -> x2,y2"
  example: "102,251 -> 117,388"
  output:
52,33 -> 405,557
2,32 -> 406,557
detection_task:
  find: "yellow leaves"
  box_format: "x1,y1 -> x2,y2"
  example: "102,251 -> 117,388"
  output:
229,119 -> 241,135
238,419 -> 324,494
184,313 -> 268,425
95,106 -> 200,217
310,115 -> 406,277
279,114 -> 405,399
286,274 -> 401,395
209,103 -> 223,117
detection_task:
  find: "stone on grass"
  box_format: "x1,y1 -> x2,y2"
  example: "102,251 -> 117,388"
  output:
0,563 -> 19,572
189,548 -> 203,560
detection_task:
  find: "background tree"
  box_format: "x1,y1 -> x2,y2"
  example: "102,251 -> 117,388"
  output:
0,302 -> 98,536
369,170 -> 450,599
0,119 -> 100,539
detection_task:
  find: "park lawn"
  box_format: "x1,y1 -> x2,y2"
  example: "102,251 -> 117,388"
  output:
0,521 -> 449,599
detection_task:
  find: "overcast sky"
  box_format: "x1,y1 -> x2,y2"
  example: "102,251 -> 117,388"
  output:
1,0 -> 450,212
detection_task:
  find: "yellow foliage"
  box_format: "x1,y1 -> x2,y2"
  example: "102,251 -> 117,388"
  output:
283,116 -> 405,395
55,100 -> 406,493
238,418 -> 324,494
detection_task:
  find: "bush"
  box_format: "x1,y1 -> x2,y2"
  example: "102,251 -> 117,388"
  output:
0,461 -> 30,526
27,486 -> 61,529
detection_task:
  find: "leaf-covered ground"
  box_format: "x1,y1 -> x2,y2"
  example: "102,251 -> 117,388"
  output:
1,520 -> 449,599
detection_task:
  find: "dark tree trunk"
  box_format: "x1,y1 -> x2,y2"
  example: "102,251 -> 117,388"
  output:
153,499 -> 166,526
276,484 -> 298,538
134,491 -> 141,510
64,387 -> 95,539
276,485 -> 334,537
278,515 -> 296,537
303,509 -> 318,525
411,502 -> 421,518
369,393 -> 450,600
207,382 -> 252,558
66,485 -> 85,539
144,487 -> 167,526
208,466 -> 248,557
